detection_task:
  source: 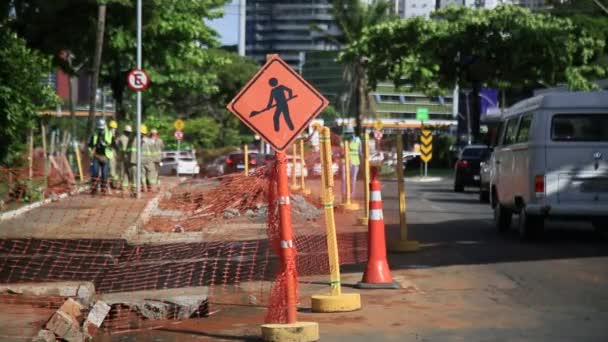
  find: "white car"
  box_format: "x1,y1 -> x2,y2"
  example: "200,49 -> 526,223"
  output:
286,155 -> 308,178
160,156 -> 200,176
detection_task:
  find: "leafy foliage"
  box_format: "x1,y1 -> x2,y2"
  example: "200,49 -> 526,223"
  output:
0,25 -> 57,165
352,5 -> 607,93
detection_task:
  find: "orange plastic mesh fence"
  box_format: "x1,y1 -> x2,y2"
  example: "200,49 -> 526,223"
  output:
0,136 -> 370,336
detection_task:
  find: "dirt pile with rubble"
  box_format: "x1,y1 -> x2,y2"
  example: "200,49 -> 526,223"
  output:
146,167 -> 322,233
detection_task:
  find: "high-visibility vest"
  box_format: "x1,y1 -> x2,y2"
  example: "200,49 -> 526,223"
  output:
349,137 -> 361,166
90,129 -> 114,159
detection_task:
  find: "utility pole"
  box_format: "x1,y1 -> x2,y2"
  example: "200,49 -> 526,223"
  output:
136,0 -> 143,197
238,0 -> 246,56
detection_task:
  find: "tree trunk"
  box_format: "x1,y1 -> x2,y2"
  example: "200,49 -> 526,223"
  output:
87,3 -> 107,136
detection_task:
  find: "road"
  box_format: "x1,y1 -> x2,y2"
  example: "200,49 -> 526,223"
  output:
105,176 -> 608,342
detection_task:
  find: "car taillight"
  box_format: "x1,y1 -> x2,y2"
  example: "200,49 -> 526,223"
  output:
250,159 -> 257,165
457,160 -> 469,168
225,158 -> 232,164
535,175 -> 544,194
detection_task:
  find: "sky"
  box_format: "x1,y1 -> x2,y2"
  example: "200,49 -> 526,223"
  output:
208,0 -> 240,46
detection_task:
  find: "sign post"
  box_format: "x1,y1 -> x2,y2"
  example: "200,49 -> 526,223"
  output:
420,129 -> 433,177
227,54 -> 327,341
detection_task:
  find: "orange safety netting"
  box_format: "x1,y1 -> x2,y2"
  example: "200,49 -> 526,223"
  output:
0,133 -> 371,336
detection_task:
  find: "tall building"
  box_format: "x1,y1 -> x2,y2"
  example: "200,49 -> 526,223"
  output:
245,0 -> 341,68
393,0 -> 436,18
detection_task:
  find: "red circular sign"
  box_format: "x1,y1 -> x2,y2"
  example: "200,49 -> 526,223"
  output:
127,69 -> 150,91
174,130 -> 184,140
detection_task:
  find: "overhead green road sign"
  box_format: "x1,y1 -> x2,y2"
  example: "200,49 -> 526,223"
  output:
416,107 -> 429,122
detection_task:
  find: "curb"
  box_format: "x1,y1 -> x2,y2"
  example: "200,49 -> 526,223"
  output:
0,185 -> 89,222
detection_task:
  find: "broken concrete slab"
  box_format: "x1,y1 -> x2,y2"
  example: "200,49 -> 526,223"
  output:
99,286 -> 209,320
0,282 -> 95,303
85,301 -> 111,328
32,329 -> 56,342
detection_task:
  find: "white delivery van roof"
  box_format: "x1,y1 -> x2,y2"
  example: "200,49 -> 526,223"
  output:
506,91 -> 608,118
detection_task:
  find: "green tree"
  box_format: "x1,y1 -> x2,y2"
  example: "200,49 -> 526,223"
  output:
0,25 -> 57,165
317,0 -> 392,135
352,5 -> 606,140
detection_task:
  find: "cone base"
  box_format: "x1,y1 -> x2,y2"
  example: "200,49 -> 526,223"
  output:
341,202 -> 360,211
261,322 -> 319,342
311,293 -> 361,313
354,281 -> 400,289
356,217 -> 368,226
387,239 -> 420,252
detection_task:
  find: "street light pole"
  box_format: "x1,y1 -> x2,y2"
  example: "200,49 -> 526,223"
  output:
464,89 -> 472,145
238,0 -> 246,56
136,0 -> 142,198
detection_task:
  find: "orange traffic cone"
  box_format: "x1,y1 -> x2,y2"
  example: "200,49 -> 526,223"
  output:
356,167 -> 399,289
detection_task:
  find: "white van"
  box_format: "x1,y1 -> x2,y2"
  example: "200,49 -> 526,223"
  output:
490,92 -> 608,238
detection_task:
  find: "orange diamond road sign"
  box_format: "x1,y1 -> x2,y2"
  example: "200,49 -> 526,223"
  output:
227,55 -> 329,151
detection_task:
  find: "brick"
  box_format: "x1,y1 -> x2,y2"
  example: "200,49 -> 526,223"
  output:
58,298 -> 84,321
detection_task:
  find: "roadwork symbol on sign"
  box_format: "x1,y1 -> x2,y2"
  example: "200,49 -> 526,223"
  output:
227,55 -> 328,151
420,129 -> 433,163
127,69 -> 150,91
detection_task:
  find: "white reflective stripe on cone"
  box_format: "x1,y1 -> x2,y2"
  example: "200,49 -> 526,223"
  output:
370,190 -> 382,202
369,209 -> 383,221
281,240 -> 294,248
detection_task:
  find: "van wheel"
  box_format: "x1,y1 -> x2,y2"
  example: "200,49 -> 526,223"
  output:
518,210 -> 544,240
494,203 -> 512,233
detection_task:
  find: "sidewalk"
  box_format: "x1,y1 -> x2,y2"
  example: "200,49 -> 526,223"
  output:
0,177 -> 180,241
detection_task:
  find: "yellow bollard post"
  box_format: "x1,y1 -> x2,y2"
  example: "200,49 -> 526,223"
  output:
74,141 -> 84,183
318,129 -> 326,202
311,127 -> 361,313
357,133 -> 370,225
244,144 -> 249,176
300,139 -> 311,195
290,142 -> 300,191
342,140 -> 359,211
387,132 -> 420,252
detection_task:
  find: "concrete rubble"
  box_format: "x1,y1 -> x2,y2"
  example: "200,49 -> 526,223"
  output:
99,286 -> 209,321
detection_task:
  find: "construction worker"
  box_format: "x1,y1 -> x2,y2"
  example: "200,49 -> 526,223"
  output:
88,118 -> 114,194
108,120 -> 120,188
341,125 -> 362,199
116,125 -> 133,193
141,125 -> 157,192
150,129 -> 164,187
125,125 -> 139,196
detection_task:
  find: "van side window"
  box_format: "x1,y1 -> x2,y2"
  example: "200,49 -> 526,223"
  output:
516,114 -> 533,143
502,118 -> 519,145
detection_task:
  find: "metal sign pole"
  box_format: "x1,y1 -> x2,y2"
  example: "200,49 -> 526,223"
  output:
135,0 -> 142,198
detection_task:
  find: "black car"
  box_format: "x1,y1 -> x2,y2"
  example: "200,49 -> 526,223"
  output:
453,145 -> 492,192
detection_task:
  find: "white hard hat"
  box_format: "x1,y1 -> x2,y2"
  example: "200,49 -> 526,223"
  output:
124,125 -> 133,133
96,118 -> 106,129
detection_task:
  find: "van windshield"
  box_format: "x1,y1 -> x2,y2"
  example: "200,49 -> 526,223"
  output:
552,114 -> 608,142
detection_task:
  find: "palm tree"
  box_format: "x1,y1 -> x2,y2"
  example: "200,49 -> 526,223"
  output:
320,0 -> 392,135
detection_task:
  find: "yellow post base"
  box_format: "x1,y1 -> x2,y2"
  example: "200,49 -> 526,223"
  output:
341,202 -> 360,211
311,293 -> 361,313
356,217 -> 368,226
387,239 -> 420,252
291,185 -> 301,191
301,188 -> 311,195
261,322 -> 319,342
